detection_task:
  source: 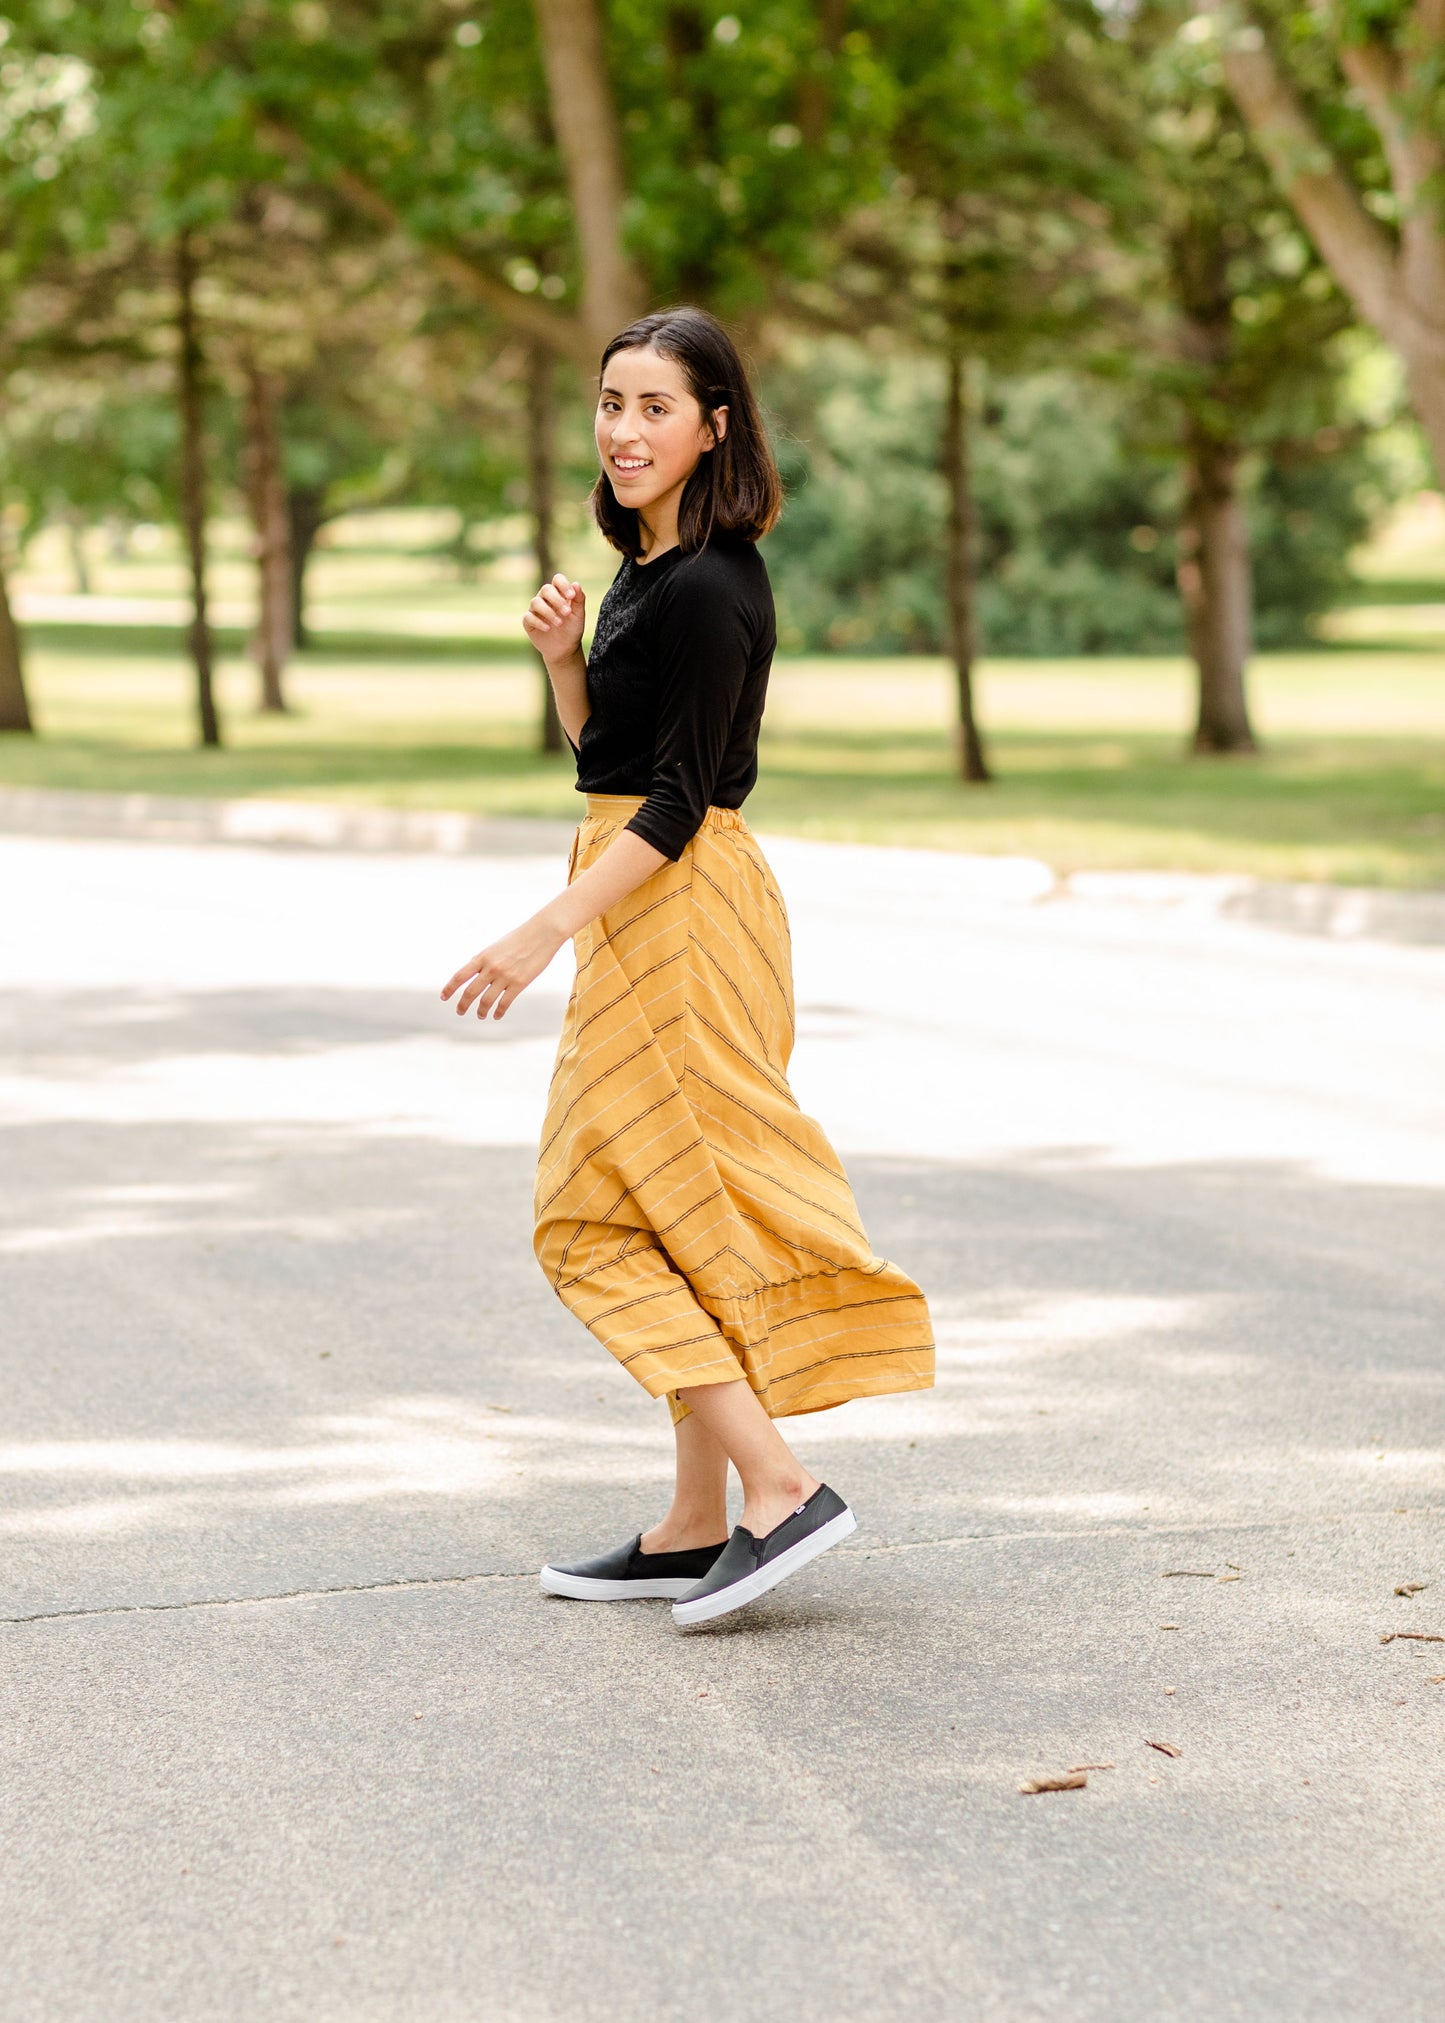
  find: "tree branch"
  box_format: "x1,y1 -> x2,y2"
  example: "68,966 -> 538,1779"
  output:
1339,31 -> 1445,315
1338,37 -> 1439,208
256,118 -> 595,368
1205,4 -> 1417,346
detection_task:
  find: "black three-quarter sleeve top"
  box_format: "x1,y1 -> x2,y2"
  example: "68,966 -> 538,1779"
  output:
572,538 -> 776,861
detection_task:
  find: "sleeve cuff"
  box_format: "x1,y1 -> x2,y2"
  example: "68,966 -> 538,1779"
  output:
624,805 -> 696,862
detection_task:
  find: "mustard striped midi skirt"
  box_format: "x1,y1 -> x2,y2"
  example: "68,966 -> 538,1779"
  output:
534,794 -> 935,1420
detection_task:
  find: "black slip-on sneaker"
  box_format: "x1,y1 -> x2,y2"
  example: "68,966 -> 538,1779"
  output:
671,1485 -> 856,1627
539,1534 -> 727,1601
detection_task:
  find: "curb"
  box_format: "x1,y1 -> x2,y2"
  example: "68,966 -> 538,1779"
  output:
0,787 -> 576,860
1063,867 -> 1445,948
2,786 -> 1442,948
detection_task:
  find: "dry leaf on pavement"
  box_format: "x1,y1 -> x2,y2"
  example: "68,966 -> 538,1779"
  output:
1379,1632 -> 1445,1645
1146,1739 -> 1183,1758
1019,1773 -> 1087,1794
1394,1583 -> 1428,1597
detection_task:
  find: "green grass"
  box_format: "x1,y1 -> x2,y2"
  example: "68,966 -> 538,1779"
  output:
4,630 -> 1443,888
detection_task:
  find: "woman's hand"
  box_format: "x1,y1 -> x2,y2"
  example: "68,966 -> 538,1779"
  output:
442,834 -> 668,1025
441,914 -> 567,1022
522,573 -> 586,664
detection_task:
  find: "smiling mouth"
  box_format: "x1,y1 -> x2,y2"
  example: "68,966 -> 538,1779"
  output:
611,456 -> 652,476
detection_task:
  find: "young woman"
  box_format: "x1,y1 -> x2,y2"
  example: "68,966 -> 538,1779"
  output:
442,307 -> 933,1626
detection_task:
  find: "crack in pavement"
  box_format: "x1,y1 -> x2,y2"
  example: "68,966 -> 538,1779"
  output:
4,1503 -> 1438,1629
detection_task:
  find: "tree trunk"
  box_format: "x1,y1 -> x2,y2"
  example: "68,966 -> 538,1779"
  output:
531,0 -> 647,352
797,0 -> 850,144
242,363 -> 292,712
65,512 -> 91,596
528,343 -> 565,755
176,232 -> 221,749
941,343 -> 990,784
1178,430 -> 1257,755
0,549 -> 33,733
286,483 -> 328,650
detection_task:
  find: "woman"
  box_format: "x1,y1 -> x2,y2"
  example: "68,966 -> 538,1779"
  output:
443,308 -> 933,1627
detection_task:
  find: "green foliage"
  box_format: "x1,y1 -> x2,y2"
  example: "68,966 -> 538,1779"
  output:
764,348 -> 950,654
610,1 -> 895,309
763,342 -> 1397,655
0,0 -> 1417,688
0,371 -> 177,534
1250,441 -> 1384,646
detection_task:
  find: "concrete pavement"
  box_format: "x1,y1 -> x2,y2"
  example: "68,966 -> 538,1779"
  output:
2,822 -> 1443,2020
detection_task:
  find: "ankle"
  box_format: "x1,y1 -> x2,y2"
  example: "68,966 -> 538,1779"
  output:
641,1514 -> 728,1554
739,1468 -> 820,1537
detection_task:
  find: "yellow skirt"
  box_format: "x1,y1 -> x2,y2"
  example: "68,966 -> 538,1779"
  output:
534,795 -> 935,1421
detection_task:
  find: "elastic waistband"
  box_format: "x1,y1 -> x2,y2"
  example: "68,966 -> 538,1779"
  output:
583,794 -> 745,832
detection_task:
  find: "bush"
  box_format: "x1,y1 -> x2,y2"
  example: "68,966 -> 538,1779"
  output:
1250,445 -> 1381,646
761,342 -> 1391,656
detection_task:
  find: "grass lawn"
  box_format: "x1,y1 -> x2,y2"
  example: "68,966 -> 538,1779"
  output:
4,628 -> 1443,888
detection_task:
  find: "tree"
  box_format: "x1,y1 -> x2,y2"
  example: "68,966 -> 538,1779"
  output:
242,359 -> 290,712
941,338 -> 989,780
1033,1 -> 1367,751
216,0 -> 897,728
531,0 -> 645,348
175,232 -> 220,747
526,342 -> 565,752
790,0 -> 1076,780
0,25 -> 102,736
0,547 -> 31,733
1206,0 -> 1445,481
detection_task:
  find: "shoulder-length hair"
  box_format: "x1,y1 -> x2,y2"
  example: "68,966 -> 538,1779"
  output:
591,307 -> 782,559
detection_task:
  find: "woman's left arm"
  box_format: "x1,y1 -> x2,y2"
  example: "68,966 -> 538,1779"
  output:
441,830 -> 667,1021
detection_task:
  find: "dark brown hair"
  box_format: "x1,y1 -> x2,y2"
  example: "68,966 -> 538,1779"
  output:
591,307 -> 782,559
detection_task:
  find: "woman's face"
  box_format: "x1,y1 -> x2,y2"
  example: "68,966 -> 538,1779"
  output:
594,345 -> 728,521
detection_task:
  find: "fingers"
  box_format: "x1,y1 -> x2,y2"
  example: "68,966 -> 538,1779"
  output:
455,970 -> 493,1017
454,963 -> 522,1019
523,578 -> 582,633
440,955 -> 481,1001
441,953 -> 504,1013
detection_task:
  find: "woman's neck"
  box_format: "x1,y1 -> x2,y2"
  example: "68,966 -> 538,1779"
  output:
636,482 -> 685,564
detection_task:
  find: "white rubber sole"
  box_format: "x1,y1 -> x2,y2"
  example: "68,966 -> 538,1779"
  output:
671,1507 -> 857,1626
539,1566 -> 698,1600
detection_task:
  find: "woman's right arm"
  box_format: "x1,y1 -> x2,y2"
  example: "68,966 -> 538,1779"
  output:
523,573 -> 589,747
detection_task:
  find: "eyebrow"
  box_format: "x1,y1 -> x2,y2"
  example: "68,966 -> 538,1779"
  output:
600,385 -> 676,401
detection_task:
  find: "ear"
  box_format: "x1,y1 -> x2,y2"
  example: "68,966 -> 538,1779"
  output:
709,404 -> 729,447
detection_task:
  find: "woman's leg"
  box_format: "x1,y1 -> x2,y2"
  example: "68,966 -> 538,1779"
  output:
640,1409 -> 732,1553
671,1378 -> 820,1540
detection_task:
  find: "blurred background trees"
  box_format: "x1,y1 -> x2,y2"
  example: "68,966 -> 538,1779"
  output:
0,0 -> 1431,778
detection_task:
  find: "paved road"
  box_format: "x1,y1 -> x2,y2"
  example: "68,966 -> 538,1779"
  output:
2,827 -> 1443,2022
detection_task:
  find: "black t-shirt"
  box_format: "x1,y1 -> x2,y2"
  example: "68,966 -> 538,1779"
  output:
573,539 -> 776,861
